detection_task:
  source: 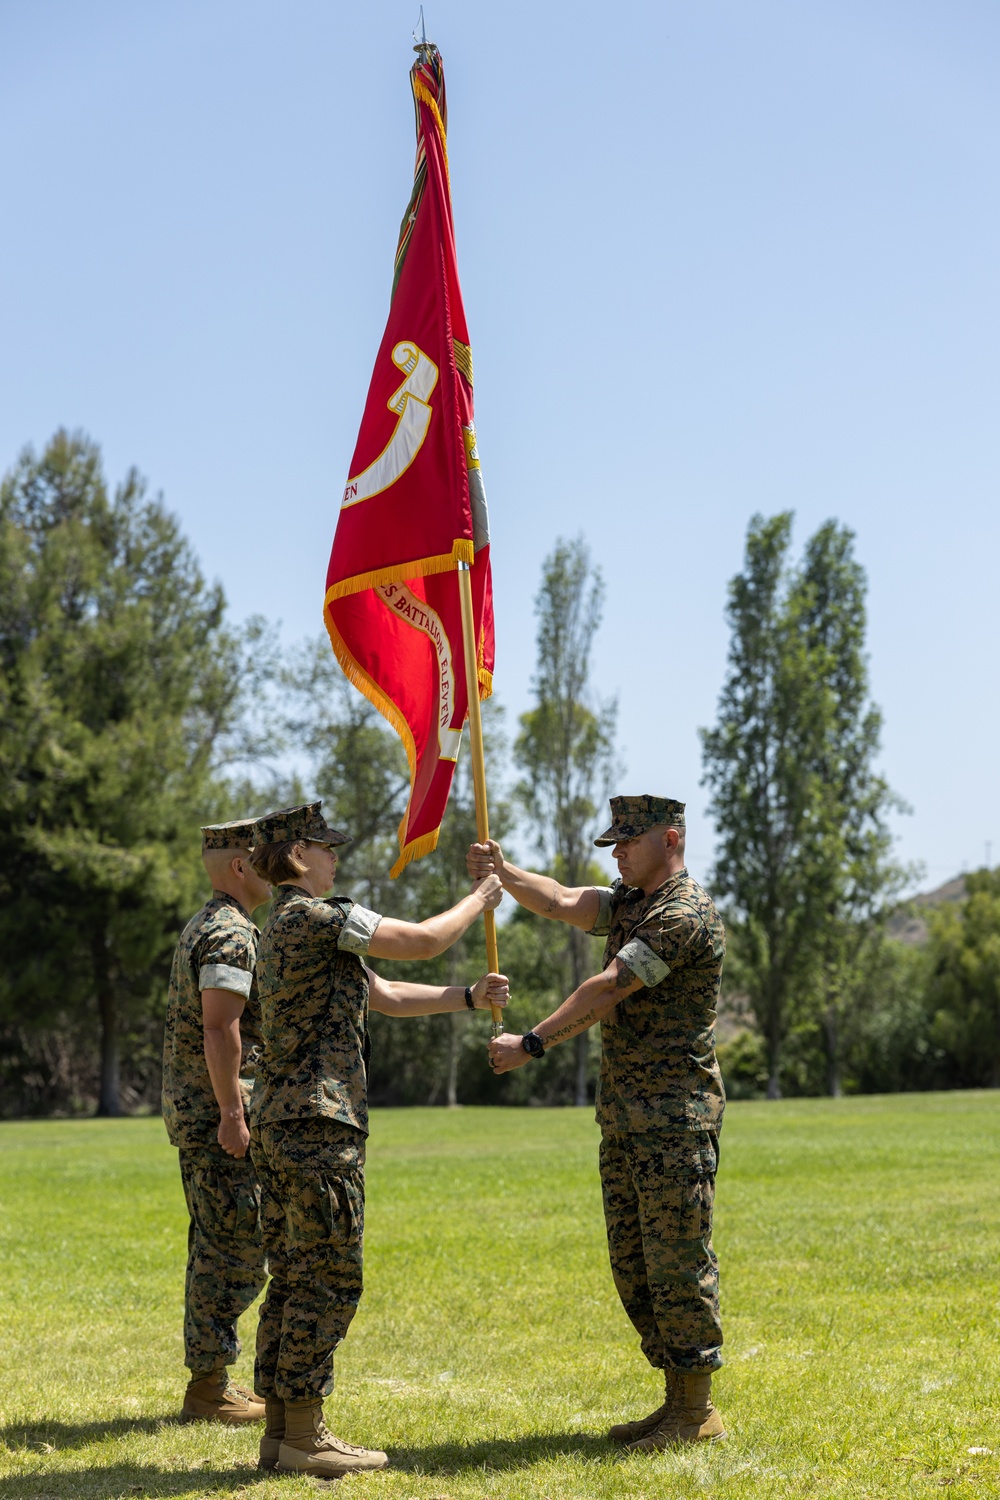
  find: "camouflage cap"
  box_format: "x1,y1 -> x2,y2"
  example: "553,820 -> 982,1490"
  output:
201,817 -> 259,852
593,794 -> 686,847
251,801 -> 351,848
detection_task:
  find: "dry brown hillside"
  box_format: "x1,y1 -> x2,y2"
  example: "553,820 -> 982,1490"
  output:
888,876 -> 967,946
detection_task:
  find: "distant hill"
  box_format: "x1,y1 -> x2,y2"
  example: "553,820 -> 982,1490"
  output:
888,876 -> 967,946
717,875 -> 971,1034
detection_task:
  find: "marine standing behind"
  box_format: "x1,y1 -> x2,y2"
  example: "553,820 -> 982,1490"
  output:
161,818 -> 271,1424
248,802 -> 507,1480
471,794 -> 727,1450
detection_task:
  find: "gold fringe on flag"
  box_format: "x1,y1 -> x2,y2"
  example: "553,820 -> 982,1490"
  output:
324,614 -> 418,779
324,571 -> 491,880
324,539 -> 474,606
389,827 -> 440,879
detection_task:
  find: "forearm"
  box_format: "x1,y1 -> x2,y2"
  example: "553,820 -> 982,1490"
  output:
203,1024 -> 244,1115
371,888 -> 488,960
495,861 -> 568,917
423,892 -> 486,954
534,973 -> 618,1049
489,959 -> 637,1074
372,981 -> 470,1017
488,857 -> 598,930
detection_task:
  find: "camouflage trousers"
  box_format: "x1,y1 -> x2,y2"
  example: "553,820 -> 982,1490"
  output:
600,1128 -> 722,1373
178,1143 -> 267,1376
252,1118 -> 365,1403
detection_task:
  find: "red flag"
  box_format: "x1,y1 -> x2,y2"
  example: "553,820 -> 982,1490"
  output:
325,45 -> 494,877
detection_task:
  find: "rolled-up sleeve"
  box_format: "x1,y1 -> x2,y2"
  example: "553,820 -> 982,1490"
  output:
199,962 -> 253,997
588,886 -> 616,937
616,938 -> 670,987
338,904 -> 383,957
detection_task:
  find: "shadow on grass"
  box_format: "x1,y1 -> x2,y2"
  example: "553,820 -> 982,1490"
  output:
0,1428 -> 617,1496
0,1417 -> 195,1454
388,1428 -> 611,1474
0,1434 -> 620,1494
0,1464 -> 257,1499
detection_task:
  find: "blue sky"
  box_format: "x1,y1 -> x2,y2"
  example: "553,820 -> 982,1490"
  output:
1,0 -> 997,890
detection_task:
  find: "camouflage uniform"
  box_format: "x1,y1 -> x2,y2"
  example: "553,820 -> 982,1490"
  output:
249,840 -> 383,1403
589,796 -> 726,1374
162,883 -> 267,1376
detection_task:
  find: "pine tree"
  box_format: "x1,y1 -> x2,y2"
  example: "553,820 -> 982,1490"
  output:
0,431 -> 259,1115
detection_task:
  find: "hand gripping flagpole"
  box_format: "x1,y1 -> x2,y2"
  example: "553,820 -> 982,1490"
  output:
457,559 -> 504,1038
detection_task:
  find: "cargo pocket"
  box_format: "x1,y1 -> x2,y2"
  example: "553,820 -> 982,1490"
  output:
190,1167 -> 239,1238
318,1172 -> 363,1248
190,1165 -> 261,1242
658,1174 -> 703,1242
233,1177 -> 261,1240
661,1139 -> 716,1243
290,1170 -> 363,1250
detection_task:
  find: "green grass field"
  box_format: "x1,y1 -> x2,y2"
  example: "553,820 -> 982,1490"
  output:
1,1095 -> 998,1499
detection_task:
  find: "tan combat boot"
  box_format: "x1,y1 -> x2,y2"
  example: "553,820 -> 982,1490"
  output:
608,1369 -> 680,1444
258,1398 -> 285,1470
277,1399 -> 389,1477
181,1370 -> 266,1425
627,1369 -> 725,1451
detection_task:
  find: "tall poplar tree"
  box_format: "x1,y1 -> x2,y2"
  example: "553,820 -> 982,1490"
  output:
514,537 -> 618,1106
701,513 -> 903,1097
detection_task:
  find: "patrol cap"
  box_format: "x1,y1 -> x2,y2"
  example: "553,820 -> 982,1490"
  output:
251,801 -> 351,848
593,794 -> 686,847
201,817 -> 259,852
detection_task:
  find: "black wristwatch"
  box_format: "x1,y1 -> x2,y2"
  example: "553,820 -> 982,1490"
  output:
464,986 -> 475,1010
521,1031 -> 546,1059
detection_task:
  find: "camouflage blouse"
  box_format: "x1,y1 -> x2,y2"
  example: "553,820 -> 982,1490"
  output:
251,884 -> 383,1135
589,869 -> 726,1135
161,892 -> 261,1148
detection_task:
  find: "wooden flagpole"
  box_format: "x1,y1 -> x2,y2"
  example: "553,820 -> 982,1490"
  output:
456,559 -> 504,1037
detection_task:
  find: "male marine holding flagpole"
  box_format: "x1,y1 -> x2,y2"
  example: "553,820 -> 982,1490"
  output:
469,795 -> 727,1450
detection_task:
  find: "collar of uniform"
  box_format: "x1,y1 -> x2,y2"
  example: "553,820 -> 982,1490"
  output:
624,866 -> 689,905
210,889 -> 252,919
271,883 -> 349,908
274,881 -> 315,901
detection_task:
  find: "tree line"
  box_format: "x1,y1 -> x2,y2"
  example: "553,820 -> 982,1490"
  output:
0,432 -> 996,1117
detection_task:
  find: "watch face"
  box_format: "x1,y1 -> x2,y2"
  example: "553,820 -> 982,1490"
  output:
523,1032 -> 543,1057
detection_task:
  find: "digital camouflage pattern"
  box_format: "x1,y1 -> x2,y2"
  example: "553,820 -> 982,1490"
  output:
179,1143 -> 267,1374
600,1129 -> 722,1372
251,885 -> 381,1135
591,868 -> 726,1135
588,866 -> 726,1370
593,794 -> 686,846
162,893 -> 262,1148
201,818 -> 259,851
251,801 -> 350,847
253,1118 -> 365,1401
164,892 -> 265,1376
